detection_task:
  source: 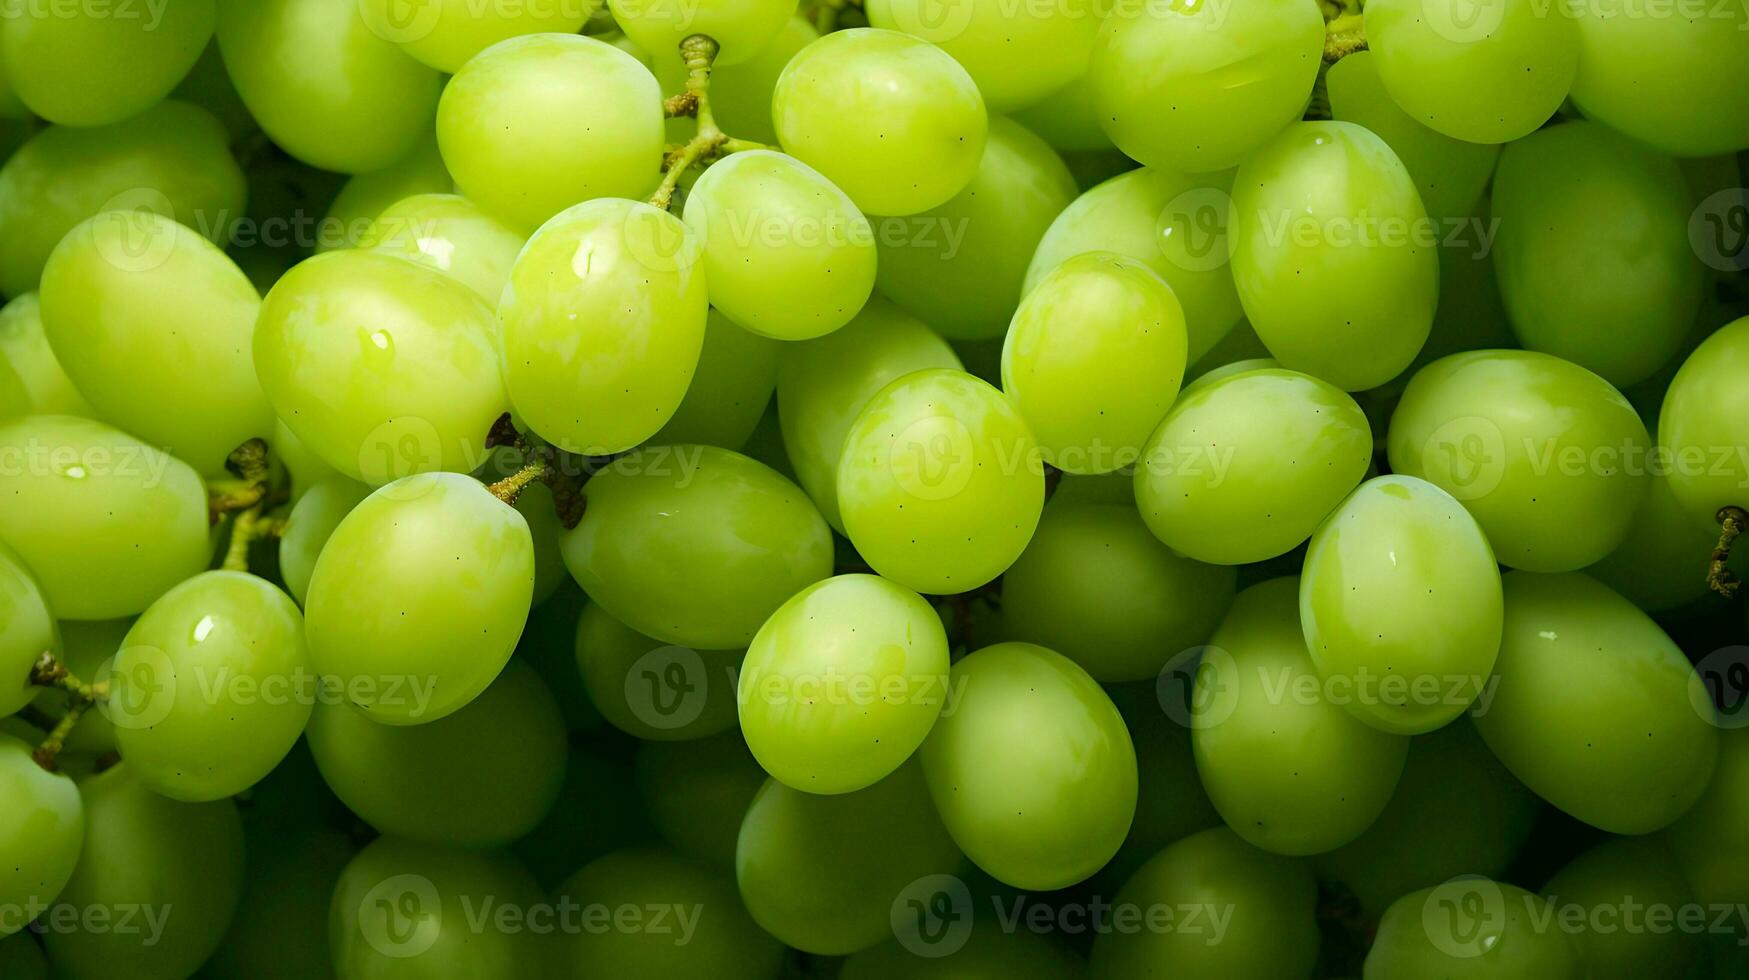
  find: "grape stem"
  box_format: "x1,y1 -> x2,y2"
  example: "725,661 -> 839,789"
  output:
207,437 -> 276,523
1708,506 -> 1747,598
479,414 -> 589,526
222,504 -> 285,573
808,0 -> 861,34
487,461 -> 552,506
649,34 -> 771,211
1323,14 -> 1367,63
27,652 -> 108,773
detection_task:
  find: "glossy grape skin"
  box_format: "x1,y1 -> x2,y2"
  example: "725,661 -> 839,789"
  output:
0,100 -> 244,298
1090,0 -> 1324,174
1567,6 -> 1749,157
683,150 -> 876,340
573,601 -> 741,740
0,0 -> 212,126
1543,837 -> 1703,980
773,29 -> 988,217
0,542 -> 54,719
736,763 -> 962,955
838,369 -> 1045,594
1659,316 -> 1749,529
1231,121 -> 1438,391
1586,469 -> 1721,614
305,473 -> 535,725
1090,827 -> 1318,980
0,415 -> 210,620
1365,880 -> 1581,979
921,642 -> 1136,889
255,250 -> 508,485
1024,166 -> 1244,362
611,0 -> 791,66
867,0 -> 1101,111
498,198 -> 707,456
362,193 -> 525,305
636,732 -> 767,872
0,294 -> 91,418
1473,572 -> 1718,834
1666,728 -> 1749,907
319,135 -> 454,254
43,765 -> 243,980
1387,350 -> 1651,572
438,34 -> 663,231
777,297 -> 962,531
359,0 -> 592,72
1003,251 -> 1186,473
0,736 -> 82,937
1135,368 -> 1372,566
845,923 -> 1086,980
651,309 -> 781,450
279,477 -> 372,607
563,446 -> 832,650
1194,578 -> 1410,856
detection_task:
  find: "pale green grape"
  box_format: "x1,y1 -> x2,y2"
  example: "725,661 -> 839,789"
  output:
0,415 -> 210,620
573,601 -> 741,740
318,134 -> 453,254
1002,502 -> 1235,682
0,41 -> 24,118
498,197 -> 707,456
362,193 -> 525,305
514,742 -> 658,889
254,250 -> 508,485
0,933 -> 47,980
0,100 -> 244,297
1003,251 -> 1186,472
1090,827 -> 1319,980
359,0 -> 593,72
1089,0 -> 1324,173
1568,5 -> 1749,156
611,0 -> 791,66
307,659 -> 566,847
1371,210 -> 1515,400
514,582 -> 597,730
1046,469 -> 1137,508
43,764 -> 243,980
878,116 -> 1078,341
1387,350 -> 1651,571
30,619 -> 129,759
1326,50 -> 1499,222
636,731 -> 767,872
1586,469 -> 1721,613
203,827 -> 354,980
273,418 -> 341,502
0,294 -> 92,418
0,542 -> 54,718
170,38 -> 253,139
1659,316 -> 1749,530
553,848 -> 785,980
305,472 -> 535,725
1365,880 -> 1580,979
40,211 -> 270,475
279,477 -> 372,606
846,926 -> 1084,979
921,642 -> 1136,889
867,0 -> 1101,110
1193,578 -> 1410,855
654,17 -> 818,146
739,574 -> 949,794
514,481 -> 565,607
0,735 -> 82,937
1101,684 -> 1223,885
736,763 -> 962,955
0,0 -> 212,126
438,33 -> 663,231
1667,728 -> 1749,907
838,369 -> 1045,594
1180,356 -> 1280,397
1231,121 -> 1438,391
1024,167 -> 1243,362
651,308 -> 781,450
1301,476 -> 1503,735
1134,368 -> 1372,565
1012,72 -> 1113,152
773,28 -> 988,217
563,446 -> 832,649
776,296 -> 962,530
682,150 -> 876,340
1543,837 -> 1703,980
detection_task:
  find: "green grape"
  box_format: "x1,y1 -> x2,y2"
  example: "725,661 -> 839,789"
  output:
362,193 -> 525,305
1365,880 -> 1581,979
652,309 -> 781,450
873,115 -> 1078,341
573,601 -> 741,740
867,0 -> 1101,111
319,134 -> 454,254
772,28 -> 988,217
1180,357 -> 1280,398
0,40 -> 24,118
1003,251 -> 1186,473
1002,502 -> 1235,682
1012,72 -> 1114,152
1024,167 -> 1243,362
1325,50 -> 1499,222
0,542 -> 54,718
304,472 -> 535,725
514,741 -> 659,890
279,477 -> 372,606
513,582 -> 599,731
1371,211 -> 1515,400
217,0 -> 441,173
438,33 -> 663,231
0,933 -> 47,980
0,294 -> 91,418
1386,350 -> 1652,571
0,415 -> 210,620
40,211 -> 270,475
1543,836 -> 1704,980
1193,578 -> 1410,855
307,659 -> 565,848
553,848 -> 785,980
1659,316 -> 1749,530
736,763 -> 962,955
1134,368 -> 1372,565
1231,121 -> 1439,391
43,765 -> 243,980
359,0 -> 593,72
682,150 -> 877,340
0,0 -> 212,126
655,17 -> 819,146
514,481 -> 565,607
1365,0 -> 1576,144
739,574 -> 949,794
0,100 -> 245,297
0,735 -> 83,937
611,0 -> 791,66
776,296 -> 962,530
498,198 -> 707,456
921,642 -> 1136,889
329,837 -> 545,979
844,925 -> 1086,979
1586,470 -> 1721,614
1474,571 -> 1718,834
1090,827 -> 1319,980
1100,684 -> 1223,885
1047,469 -> 1136,508
1666,728 -> 1749,907
203,827 -> 354,980
1567,5 -> 1749,157
170,39 -> 254,140
31,619 -> 130,759
254,250 -> 508,485
1492,122 -> 1702,387
1300,475 -> 1503,735
1089,0 -> 1324,173
274,418 -> 342,502
636,731 -> 768,872
110,571 -> 312,802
